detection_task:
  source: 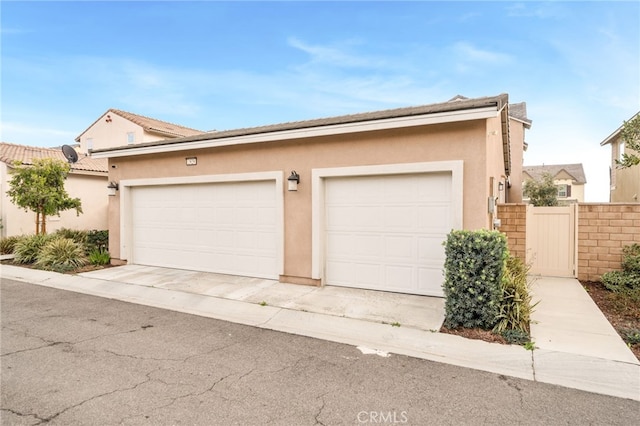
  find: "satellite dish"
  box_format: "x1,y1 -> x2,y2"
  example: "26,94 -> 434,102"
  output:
61,145 -> 79,164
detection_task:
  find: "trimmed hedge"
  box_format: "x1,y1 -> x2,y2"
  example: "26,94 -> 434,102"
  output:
442,229 -> 508,330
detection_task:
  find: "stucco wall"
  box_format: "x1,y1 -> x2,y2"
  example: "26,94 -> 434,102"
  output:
79,112 -> 172,154
107,119 -> 508,281
0,164 -> 108,237
607,136 -> 640,202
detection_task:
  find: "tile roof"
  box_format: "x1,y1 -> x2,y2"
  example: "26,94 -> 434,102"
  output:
508,102 -> 532,127
523,163 -> 587,184
0,142 -> 108,174
75,109 -> 204,142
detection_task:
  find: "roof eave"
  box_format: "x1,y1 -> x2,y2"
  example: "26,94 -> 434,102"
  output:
91,105 -> 501,159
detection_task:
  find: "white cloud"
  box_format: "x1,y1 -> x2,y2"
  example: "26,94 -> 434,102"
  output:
453,42 -> 513,64
1,122 -> 76,145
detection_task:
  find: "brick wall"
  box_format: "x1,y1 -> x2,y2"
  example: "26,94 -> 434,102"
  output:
496,204 -> 526,261
577,204 -> 640,282
497,203 -> 640,282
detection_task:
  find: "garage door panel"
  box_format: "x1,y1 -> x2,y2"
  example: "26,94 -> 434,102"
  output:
325,173 -> 450,296
131,181 -> 278,279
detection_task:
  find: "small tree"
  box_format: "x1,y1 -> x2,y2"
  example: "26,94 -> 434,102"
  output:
6,158 -> 83,234
523,172 -> 559,206
616,113 -> 640,169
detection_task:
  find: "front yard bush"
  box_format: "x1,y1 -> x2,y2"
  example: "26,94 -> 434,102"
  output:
442,229 -> 508,330
86,230 -> 108,253
88,248 -> 111,265
13,234 -> 57,264
54,228 -> 88,246
35,237 -> 88,272
0,236 -> 20,255
602,243 -> 640,295
493,255 -> 536,335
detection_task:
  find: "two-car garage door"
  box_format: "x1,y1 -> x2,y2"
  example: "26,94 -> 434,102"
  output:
130,180 -> 279,279
126,170 -> 453,297
324,172 -> 452,297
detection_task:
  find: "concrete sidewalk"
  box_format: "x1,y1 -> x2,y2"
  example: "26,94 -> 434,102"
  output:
2,264 -> 638,401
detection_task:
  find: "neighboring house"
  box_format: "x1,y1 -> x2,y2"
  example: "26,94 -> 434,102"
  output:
522,164 -> 587,203
75,108 -> 204,154
0,142 -> 108,237
600,112 -> 640,202
91,93 -> 530,298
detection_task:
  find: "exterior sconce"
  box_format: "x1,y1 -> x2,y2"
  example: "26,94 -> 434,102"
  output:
287,171 -> 300,191
107,181 -> 119,196
498,181 -> 505,192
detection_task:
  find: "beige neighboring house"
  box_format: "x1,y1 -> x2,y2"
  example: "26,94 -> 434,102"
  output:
600,112 -> 640,202
0,142 -> 108,238
91,93 -> 531,298
75,108 -> 204,154
522,164 -> 587,203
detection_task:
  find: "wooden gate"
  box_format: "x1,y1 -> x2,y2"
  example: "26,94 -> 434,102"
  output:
525,205 -> 577,277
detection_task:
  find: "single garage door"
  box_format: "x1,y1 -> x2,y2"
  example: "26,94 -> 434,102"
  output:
130,180 -> 278,279
324,172 -> 452,297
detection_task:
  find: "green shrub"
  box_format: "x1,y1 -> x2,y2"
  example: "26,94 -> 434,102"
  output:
13,234 -> 57,264
500,329 -> 531,345
35,237 -> 88,272
621,243 -> 640,273
86,230 -> 108,252
0,236 -> 21,255
493,256 -> 537,335
54,228 -> 88,244
442,229 -> 508,330
621,329 -> 640,346
602,243 -> 640,294
88,248 -> 111,265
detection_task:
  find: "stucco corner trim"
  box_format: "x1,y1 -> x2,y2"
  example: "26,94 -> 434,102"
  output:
310,161 -> 463,281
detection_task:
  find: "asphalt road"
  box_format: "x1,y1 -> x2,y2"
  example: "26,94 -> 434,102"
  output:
2,278 -> 639,425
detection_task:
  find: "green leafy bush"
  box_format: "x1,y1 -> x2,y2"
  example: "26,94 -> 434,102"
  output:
0,236 -> 21,255
35,237 -> 88,272
54,228 -> 88,246
88,248 -> 111,265
621,243 -> 640,273
442,229 -> 508,330
602,243 -> 640,294
13,234 -> 57,264
493,256 -> 537,335
86,230 -> 108,252
500,329 -> 531,345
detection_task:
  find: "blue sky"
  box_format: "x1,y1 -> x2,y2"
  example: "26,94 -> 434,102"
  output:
2,1 -> 639,201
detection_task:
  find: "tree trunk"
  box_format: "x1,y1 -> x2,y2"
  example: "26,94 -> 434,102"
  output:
41,213 -> 47,235
35,211 -> 40,235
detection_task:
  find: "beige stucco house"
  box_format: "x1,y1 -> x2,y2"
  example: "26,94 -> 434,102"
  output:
600,112 -> 640,202
91,93 -> 530,297
76,108 -> 204,154
0,142 -> 108,237
522,164 -> 587,203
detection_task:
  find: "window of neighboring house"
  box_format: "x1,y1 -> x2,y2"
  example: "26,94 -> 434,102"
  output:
86,138 -> 93,151
619,141 -> 625,162
557,184 -> 572,198
127,132 -> 135,144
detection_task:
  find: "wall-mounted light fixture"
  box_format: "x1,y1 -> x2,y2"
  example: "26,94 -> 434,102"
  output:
107,181 -> 119,196
498,181 -> 505,192
287,171 -> 300,191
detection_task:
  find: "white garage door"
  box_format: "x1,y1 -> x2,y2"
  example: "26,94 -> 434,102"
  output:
130,180 -> 278,279
324,173 -> 452,297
